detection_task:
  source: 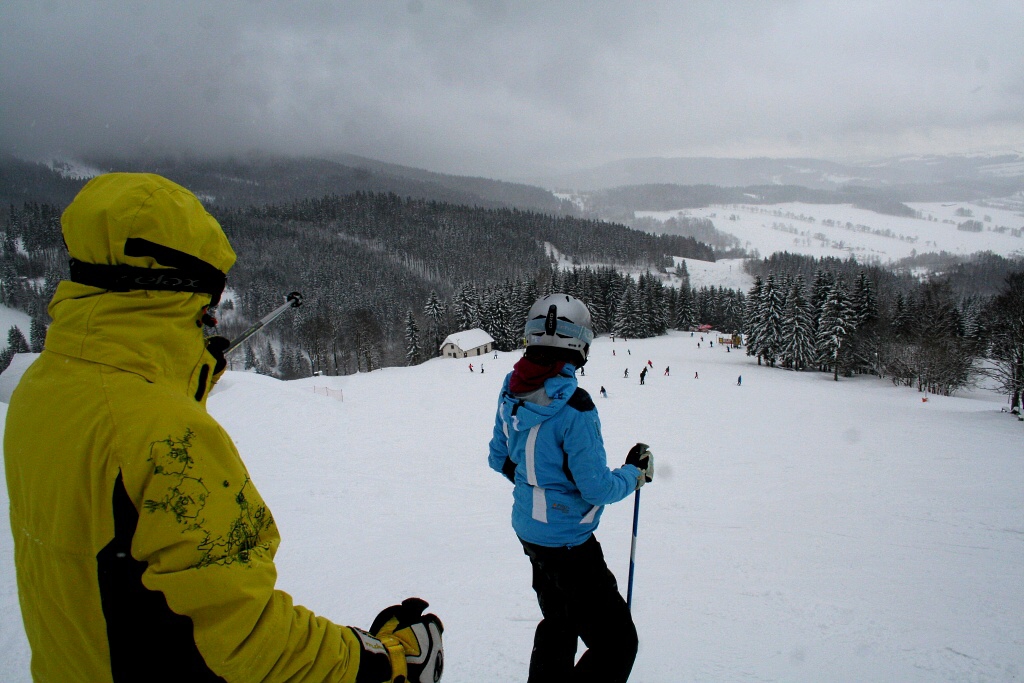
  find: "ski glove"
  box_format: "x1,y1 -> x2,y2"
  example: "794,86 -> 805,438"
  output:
205,335 -> 230,376
625,442 -> 654,490
368,597 -> 444,683
501,455 -> 517,483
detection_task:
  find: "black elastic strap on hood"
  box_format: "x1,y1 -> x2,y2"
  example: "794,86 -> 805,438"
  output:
68,238 -> 226,305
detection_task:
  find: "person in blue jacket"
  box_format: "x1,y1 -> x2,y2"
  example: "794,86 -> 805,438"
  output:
489,293 -> 653,683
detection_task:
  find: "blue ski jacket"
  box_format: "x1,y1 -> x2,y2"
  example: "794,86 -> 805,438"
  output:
488,364 -> 640,547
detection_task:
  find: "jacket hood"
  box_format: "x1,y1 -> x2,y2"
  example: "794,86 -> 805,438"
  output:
500,365 -> 578,431
61,173 -> 235,275
45,173 -> 236,395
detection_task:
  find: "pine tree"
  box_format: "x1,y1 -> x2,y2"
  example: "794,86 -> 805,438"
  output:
404,310 -> 422,366
781,276 -> 815,371
29,316 -> 47,353
452,283 -> 481,331
244,342 -> 258,371
848,271 -> 880,374
7,325 -> 29,354
612,280 -> 644,339
808,269 -> 833,366
423,290 -> 446,357
759,274 -> 785,366
816,279 -> 854,381
263,339 -> 277,369
278,345 -> 297,379
984,272 -> 1024,411
673,287 -> 694,330
891,292 -> 914,341
744,276 -> 765,364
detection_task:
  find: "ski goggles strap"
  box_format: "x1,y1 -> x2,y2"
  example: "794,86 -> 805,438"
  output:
524,317 -> 594,345
68,238 -> 227,305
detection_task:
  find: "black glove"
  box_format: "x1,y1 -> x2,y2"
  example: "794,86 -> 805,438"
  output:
205,335 -> 230,376
501,456 -> 517,483
369,597 -> 444,683
625,442 -> 654,490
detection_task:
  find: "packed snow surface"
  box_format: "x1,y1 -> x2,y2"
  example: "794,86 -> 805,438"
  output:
2,332 -> 1023,682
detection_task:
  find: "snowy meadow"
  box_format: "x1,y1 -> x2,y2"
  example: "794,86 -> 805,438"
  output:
2,328 -> 1022,682
642,201 -> 1024,264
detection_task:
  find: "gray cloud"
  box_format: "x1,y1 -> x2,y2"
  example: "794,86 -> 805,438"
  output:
2,0 -> 1023,180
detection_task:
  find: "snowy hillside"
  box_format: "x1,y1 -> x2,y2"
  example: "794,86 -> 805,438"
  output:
643,201 -> 1024,265
3,331 -> 1022,682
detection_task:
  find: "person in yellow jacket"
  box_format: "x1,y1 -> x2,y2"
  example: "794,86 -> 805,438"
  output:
3,173 -> 443,683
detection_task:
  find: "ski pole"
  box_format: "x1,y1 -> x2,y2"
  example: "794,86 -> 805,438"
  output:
224,291 -> 303,355
626,487 -> 641,611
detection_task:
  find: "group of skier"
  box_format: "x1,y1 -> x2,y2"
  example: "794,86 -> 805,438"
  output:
4,173 -> 653,683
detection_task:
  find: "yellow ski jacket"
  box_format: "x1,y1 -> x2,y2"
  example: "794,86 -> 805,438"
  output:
4,174 -> 370,682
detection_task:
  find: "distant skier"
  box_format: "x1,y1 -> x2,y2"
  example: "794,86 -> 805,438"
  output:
624,368 -> 629,378
647,360 -> 653,368
664,366 -> 670,376
600,385 -> 608,398
481,363 -> 485,374
695,371 -> 699,379
469,363 -> 474,372
639,367 -> 648,385
488,293 -> 651,683
737,375 -> 742,386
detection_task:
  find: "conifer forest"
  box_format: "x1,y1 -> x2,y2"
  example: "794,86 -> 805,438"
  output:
2,167 -> 1023,412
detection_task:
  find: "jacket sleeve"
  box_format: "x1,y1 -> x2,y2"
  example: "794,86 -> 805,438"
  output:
561,407 -> 639,506
125,414 -> 368,683
488,397 -> 512,476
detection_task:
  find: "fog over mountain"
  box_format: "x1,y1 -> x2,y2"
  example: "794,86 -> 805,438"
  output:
3,2 -> 1023,180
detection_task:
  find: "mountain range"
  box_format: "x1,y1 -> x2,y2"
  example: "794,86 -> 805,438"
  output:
3,150 -> 1023,225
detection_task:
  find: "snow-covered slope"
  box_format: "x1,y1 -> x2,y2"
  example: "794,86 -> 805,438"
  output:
2,332 -> 1022,681
644,201 -> 1024,265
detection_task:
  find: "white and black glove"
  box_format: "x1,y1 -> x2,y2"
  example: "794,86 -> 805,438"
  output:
354,598 -> 444,683
625,442 -> 654,490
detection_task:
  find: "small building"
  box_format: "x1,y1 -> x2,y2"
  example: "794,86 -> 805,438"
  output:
440,328 -> 495,358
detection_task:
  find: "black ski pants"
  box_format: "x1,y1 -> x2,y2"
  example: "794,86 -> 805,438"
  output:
520,535 -> 638,683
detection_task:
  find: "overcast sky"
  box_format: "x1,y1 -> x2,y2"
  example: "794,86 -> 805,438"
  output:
2,1 -> 1022,181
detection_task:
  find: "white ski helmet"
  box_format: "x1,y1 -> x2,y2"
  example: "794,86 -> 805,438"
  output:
524,293 -> 594,361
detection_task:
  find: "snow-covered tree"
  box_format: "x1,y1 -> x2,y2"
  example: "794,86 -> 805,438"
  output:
29,316 -> 47,353
781,275 -> 815,371
404,309 -> 423,366
816,279 -> 854,381
452,283 -> 481,331
7,325 -> 29,355
984,271 -> 1024,411
423,290 -> 447,357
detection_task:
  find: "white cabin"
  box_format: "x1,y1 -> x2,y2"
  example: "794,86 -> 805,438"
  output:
440,328 -> 495,358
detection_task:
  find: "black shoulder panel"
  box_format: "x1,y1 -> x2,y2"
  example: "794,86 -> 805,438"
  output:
567,387 -> 595,412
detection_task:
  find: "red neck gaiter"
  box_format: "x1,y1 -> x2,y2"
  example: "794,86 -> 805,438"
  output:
509,356 -> 567,394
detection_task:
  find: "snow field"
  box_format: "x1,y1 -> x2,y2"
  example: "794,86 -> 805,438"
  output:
642,202 -> 1024,265
2,330 -> 1023,682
